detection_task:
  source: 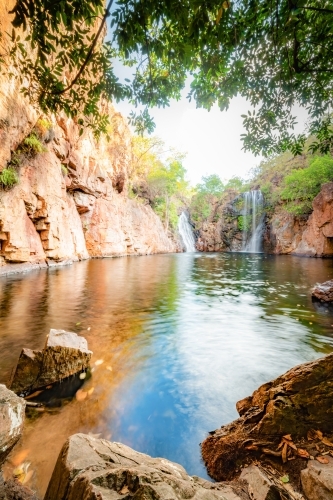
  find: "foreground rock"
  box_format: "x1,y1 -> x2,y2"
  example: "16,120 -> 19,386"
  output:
0,385 -> 25,467
45,433 -> 246,500
301,455 -> 333,499
311,280 -> 333,302
0,473 -> 38,500
10,329 -> 92,395
202,353 -> 333,481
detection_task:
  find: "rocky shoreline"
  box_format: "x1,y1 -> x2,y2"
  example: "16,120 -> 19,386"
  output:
1,332 -> 333,499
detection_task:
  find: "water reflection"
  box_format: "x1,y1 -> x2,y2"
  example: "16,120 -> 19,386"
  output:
1,253 -> 333,497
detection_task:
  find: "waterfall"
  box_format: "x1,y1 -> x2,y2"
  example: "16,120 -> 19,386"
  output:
241,190 -> 264,253
178,212 -> 196,252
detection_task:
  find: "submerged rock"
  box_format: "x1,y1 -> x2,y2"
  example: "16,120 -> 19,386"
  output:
311,279 -> 333,302
45,433 -> 245,500
10,329 -> 92,396
0,385 -> 25,466
201,352 -> 333,482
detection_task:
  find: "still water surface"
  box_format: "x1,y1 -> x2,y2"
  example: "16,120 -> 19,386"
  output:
1,253 -> 333,495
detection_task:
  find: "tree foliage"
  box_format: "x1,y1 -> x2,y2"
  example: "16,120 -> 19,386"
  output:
4,0 -> 333,152
130,136 -> 190,230
280,156 -> 333,215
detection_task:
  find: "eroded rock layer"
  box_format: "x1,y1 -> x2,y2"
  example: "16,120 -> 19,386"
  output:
201,352 -> 333,482
0,3 -> 176,275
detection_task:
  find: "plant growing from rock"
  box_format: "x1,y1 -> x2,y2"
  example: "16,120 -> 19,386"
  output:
23,133 -> 47,156
0,167 -> 19,189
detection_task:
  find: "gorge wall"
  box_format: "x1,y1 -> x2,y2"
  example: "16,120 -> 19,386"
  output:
194,183 -> 333,257
0,4 -> 176,276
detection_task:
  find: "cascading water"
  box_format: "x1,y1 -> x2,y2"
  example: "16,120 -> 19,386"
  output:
241,190 -> 264,253
178,212 -> 196,252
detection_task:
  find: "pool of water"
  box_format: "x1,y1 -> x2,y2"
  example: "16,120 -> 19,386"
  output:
1,253 -> 333,496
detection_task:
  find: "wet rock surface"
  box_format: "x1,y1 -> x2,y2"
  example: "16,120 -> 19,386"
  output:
311,280 -> 333,302
45,433 -> 247,500
0,385 -> 25,467
201,353 -> 333,482
10,329 -> 92,395
301,455 -> 333,500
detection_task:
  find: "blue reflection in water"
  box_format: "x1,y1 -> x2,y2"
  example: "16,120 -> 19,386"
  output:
1,253 -> 333,492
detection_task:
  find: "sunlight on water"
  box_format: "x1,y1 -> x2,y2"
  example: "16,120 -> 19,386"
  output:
1,253 -> 333,496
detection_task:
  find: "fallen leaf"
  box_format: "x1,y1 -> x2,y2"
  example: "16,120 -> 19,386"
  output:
282,442 -> 288,463
321,437 -> 333,447
25,390 -> 43,400
316,456 -> 329,464
75,390 -> 87,401
307,429 -> 317,441
21,470 -> 34,485
283,434 -> 292,441
280,474 -> 289,483
297,448 -> 310,459
120,486 -> 129,495
316,430 -> 323,440
245,444 -> 259,451
13,462 -> 30,478
95,359 -> 104,366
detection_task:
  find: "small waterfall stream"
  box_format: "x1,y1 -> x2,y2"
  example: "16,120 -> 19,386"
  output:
178,212 -> 196,252
241,190 -> 264,253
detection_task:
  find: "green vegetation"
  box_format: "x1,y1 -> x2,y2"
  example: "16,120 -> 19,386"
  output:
5,1 -> 333,154
238,215 -> 252,232
189,175 -> 247,228
0,168 -> 19,189
280,156 -> 333,215
24,133 -> 47,155
61,164 -> 69,176
130,136 -> 190,232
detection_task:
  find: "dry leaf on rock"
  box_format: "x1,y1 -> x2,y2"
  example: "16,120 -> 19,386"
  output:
316,456 -> 329,464
120,486 -> 129,494
75,389 -> 87,401
321,437 -> 333,447
297,449 -> 310,459
21,470 -> 34,485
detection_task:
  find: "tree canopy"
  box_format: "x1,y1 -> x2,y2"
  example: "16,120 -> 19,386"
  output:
4,1 -> 333,154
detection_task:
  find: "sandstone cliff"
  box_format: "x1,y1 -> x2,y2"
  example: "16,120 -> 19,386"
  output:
0,5 -> 176,275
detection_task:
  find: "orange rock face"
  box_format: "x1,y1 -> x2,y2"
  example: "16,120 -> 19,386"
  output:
269,182 -> 333,257
0,7 -> 176,274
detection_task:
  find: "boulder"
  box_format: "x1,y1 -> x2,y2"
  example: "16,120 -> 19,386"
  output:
311,280 -> 333,302
202,353 -> 333,481
10,329 -> 92,395
0,385 -> 25,466
45,433 -> 245,500
239,466 -> 281,500
301,456 -> 333,500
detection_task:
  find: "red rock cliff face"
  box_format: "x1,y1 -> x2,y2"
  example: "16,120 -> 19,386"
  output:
268,182 -> 333,257
0,6 -> 176,275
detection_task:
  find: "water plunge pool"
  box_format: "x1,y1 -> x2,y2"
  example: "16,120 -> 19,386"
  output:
1,253 -> 333,496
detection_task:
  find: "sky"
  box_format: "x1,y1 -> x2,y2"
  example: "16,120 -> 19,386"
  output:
116,94 -> 264,186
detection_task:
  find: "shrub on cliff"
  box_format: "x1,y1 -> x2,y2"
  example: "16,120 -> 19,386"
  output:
281,156 -> 333,215
0,168 -> 19,189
